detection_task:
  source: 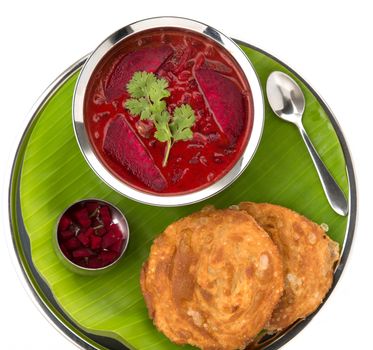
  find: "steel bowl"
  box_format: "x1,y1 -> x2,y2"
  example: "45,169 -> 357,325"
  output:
53,198 -> 130,275
73,16 -> 264,206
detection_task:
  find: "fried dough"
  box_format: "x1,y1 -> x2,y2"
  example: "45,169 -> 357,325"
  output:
141,206 -> 284,350
238,202 -> 339,332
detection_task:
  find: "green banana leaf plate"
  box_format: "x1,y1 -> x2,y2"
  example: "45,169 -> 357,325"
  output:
7,40 -> 356,350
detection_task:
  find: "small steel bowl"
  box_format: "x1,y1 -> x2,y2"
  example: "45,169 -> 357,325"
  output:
73,16 -> 264,207
53,199 -> 129,275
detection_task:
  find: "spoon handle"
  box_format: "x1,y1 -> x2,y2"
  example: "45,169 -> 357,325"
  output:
297,122 -> 348,216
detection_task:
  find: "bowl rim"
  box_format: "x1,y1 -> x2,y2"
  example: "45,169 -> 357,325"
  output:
73,16 -> 264,207
54,198 -> 130,272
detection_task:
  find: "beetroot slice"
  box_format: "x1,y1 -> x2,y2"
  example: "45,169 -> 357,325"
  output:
87,257 -> 102,269
105,45 -> 173,101
59,230 -> 74,241
195,69 -> 245,144
111,240 -> 124,254
59,215 -> 71,231
90,235 -> 102,250
102,231 -> 120,249
72,248 -> 94,258
110,224 -> 123,238
100,206 -> 112,227
103,115 -> 167,191
65,237 -> 81,250
86,202 -> 100,216
77,233 -> 90,247
73,208 -> 91,228
86,227 -> 94,236
99,251 -> 118,266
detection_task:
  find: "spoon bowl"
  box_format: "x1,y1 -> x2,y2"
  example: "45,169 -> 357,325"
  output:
266,71 -> 305,124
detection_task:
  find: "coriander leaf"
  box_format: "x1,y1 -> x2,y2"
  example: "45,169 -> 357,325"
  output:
124,71 -> 196,167
149,78 -> 170,103
155,110 -> 170,125
154,129 -> 171,142
124,97 -> 149,116
154,111 -> 172,142
140,109 -> 152,121
150,100 -> 167,115
170,104 -> 196,141
126,71 -> 152,98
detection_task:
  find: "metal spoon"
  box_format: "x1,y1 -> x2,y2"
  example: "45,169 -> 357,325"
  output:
266,71 -> 348,216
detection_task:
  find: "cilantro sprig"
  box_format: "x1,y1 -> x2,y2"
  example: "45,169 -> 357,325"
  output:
124,71 -> 196,167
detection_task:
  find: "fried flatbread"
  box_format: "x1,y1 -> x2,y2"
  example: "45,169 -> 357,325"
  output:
141,206 -> 284,350
238,202 -> 339,332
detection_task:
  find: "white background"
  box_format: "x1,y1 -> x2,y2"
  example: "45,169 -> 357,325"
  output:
1,0 -> 372,349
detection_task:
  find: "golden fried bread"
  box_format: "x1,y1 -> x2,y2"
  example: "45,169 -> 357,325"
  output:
238,202 -> 339,332
141,206 -> 284,350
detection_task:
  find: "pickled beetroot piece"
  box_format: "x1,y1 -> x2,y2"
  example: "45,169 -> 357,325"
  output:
90,236 -> 102,250
105,45 -> 173,101
100,205 -> 112,227
73,208 -> 91,228
111,240 -> 124,254
103,115 -> 167,191
65,237 -> 81,250
195,68 -> 245,144
77,228 -> 93,247
99,251 -> 119,266
73,248 -> 94,258
57,200 -> 127,269
102,225 -> 123,249
86,202 -> 100,216
60,230 -> 74,241
59,215 -> 72,231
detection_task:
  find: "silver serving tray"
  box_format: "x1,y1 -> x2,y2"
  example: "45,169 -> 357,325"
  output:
4,41 -> 357,350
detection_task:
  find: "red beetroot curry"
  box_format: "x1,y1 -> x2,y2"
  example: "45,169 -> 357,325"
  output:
85,28 -> 253,194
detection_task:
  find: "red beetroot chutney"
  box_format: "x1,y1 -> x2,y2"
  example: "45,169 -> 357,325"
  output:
84,28 -> 253,194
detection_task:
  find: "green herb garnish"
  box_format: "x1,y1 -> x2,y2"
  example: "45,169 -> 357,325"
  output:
125,71 -> 196,167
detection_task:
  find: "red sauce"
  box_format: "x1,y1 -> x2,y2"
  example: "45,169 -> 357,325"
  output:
84,28 -> 253,194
